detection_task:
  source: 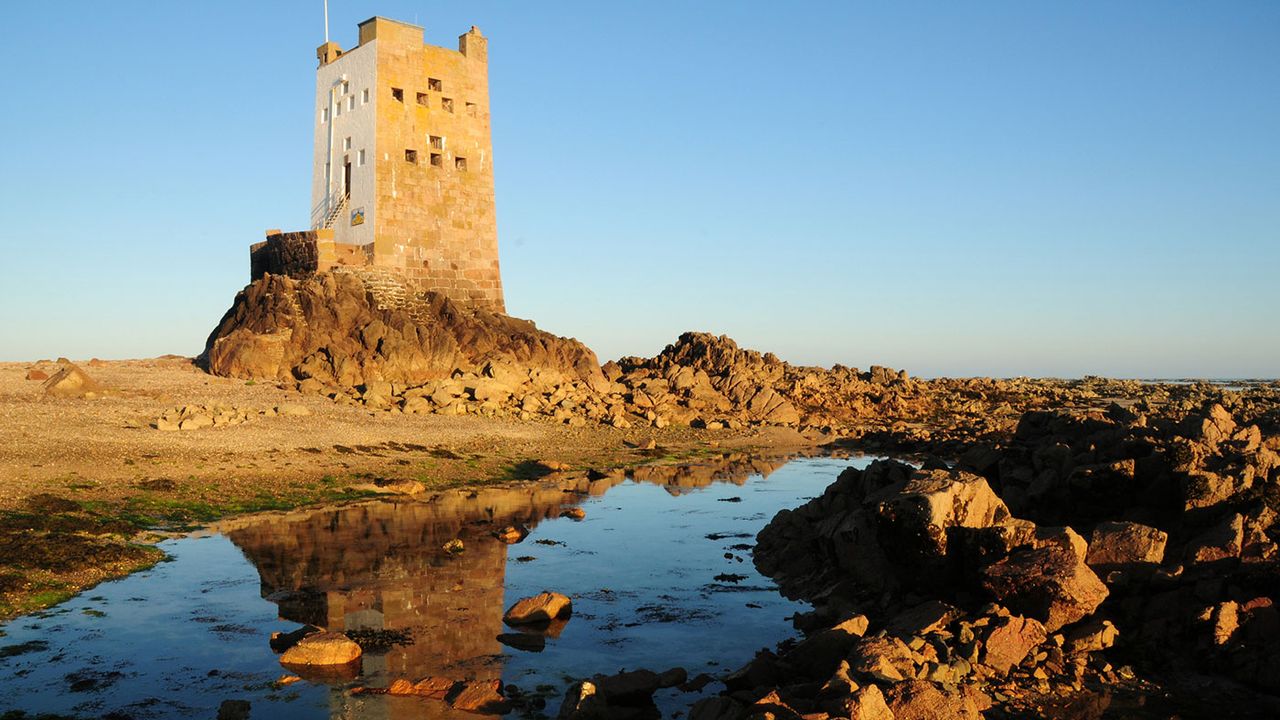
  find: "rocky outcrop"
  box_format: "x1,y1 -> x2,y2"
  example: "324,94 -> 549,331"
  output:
736,399 -> 1280,718
204,272 -> 604,390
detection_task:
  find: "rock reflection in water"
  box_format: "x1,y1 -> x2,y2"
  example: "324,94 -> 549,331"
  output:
217,454 -> 790,713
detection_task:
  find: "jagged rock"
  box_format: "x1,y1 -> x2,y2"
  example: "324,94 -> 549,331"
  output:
1086,521 -> 1167,567
980,540 -> 1109,632
449,679 -> 511,714
1185,513 -> 1244,564
204,272 -> 604,388
884,680 -> 981,720
848,635 -> 916,683
979,615 -> 1047,674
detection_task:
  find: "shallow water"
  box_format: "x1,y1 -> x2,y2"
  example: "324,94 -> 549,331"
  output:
0,455 -> 869,719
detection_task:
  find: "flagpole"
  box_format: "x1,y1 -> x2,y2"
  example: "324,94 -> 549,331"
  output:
324,0 -> 330,42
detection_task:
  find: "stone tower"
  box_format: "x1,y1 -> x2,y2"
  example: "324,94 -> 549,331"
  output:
253,17 -> 504,313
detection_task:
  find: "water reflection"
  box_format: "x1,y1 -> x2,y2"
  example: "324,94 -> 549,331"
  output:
0,454 -> 855,719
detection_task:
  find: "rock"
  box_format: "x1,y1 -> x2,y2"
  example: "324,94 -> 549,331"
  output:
657,667 -> 688,688
180,413 -> 214,431
504,592 -> 572,625
831,684 -> 894,720
848,635 -> 916,683
1065,618 -> 1119,653
593,669 -> 661,704
559,680 -> 607,719
1086,521 -> 1168,567
41,364 -> 103,398
203,272 -> 605,390
279,631 -> 362,667
217,700 -> 251,720
981,540 -> 1109,632
389,676 -> 456,698
884,680 -> 978,720
449,678 -> 511,714
443,538 -> 465,554
25,369 -> 48,381
562,507 -> 586,520
276,403 -> 311,416
689,696 -> 744,720
494,525 -> 529,544
1185,513 -> 1244,564
979,615 -> 1047,674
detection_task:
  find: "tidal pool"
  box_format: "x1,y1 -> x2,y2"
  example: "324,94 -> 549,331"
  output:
0,455 -> 871,719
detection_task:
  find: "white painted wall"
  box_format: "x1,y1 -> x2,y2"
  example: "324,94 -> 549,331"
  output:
311,41 -> 377,247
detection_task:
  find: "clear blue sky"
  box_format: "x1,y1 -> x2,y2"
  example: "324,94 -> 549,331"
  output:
1,1 -> 1277,378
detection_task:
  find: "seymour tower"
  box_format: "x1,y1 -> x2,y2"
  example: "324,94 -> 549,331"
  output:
252,17 -> 504,312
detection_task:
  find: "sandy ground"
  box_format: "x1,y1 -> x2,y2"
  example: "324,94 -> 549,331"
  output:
0,357 -> 814,511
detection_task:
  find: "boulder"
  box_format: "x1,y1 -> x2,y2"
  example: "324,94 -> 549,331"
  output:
980,541 -> 1109,632
504,592 -> 572,625
979,615 -> 1047,674
41,364 -> 103,398
278,631 -> 362,667
1086,521 -> 1167,567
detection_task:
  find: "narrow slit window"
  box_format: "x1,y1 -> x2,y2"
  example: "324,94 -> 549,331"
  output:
391,87 -> 404,102
430,152 -> 443,167
405,149 -> 418,163
429,135 -> 443,150
416,92 -> 428,106
347,96 -> 355,111
362,88 -> 369,104
321,108 -> 329,123
343,136 -> 352,151
358,149 -> 366,166
428,78 -> 442,92
441,97 -> 454,113
454,156 -> 467,171
341,81 -> 349,95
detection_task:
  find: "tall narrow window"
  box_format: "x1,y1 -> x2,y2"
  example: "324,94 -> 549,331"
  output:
358,149 -> 366,166
321,108 -> 329,123
362,88 -> 370,104
347,96 -> 355,111
343,137 -> 352,151
341,80 -> 349,95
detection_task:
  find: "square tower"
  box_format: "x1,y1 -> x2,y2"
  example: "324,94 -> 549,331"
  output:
310,17 -> 503,312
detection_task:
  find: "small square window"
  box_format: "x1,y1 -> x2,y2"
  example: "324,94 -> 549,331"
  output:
428,78 -> 442,92
391,87 -> 404,102
405,149 -> 418,163
361,88 -> 369,104
358,149 -> 366,166
347,96 -> 355,111
441,97 -> 454,113
429,135 -> 443,150
430,153 -> 443,167
465,102 -> 477,117
455,156 -> 467,171
416,92 -> 428,107
343,137 -> 352,151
